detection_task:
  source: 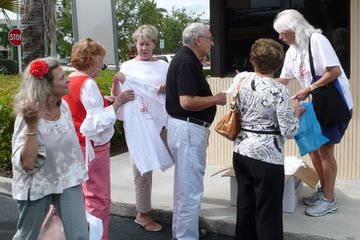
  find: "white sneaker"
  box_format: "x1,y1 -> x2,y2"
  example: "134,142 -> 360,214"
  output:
303,187 -> 324,206
305,197 -> 338,217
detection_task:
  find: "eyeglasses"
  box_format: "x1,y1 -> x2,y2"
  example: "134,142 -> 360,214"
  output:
199,35 -> 214,42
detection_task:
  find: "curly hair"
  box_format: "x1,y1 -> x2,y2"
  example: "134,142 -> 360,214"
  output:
250,38 -> 284,74
70,38 -> 106,71
13,57 -> 61,115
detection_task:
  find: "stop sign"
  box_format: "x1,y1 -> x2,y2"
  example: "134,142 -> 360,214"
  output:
8,28 -> 22,46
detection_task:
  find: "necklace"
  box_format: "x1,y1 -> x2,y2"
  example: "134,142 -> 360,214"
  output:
45,108 -> 60,120
296,48 -> 308,84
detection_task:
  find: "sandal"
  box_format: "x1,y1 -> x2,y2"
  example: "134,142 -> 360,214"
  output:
134,218 -> 162,232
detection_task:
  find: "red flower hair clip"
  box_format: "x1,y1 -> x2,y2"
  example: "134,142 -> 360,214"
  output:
30,59 -> 49,78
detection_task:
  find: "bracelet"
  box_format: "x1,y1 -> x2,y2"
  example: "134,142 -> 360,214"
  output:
309,84 -> 317,91
24,132 -> 38,136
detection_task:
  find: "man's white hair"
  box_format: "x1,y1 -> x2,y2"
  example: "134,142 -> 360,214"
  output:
182,22 -> 210,46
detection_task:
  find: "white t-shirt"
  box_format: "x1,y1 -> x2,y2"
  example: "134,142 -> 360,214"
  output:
116,59 -> 173,175
280,33 -> 353,110
121,59 -> 169,87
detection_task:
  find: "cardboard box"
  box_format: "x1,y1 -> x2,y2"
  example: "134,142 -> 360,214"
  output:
212,157 -> 319,212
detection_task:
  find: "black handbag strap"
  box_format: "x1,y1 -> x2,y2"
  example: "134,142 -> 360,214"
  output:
308,35 -> 316,79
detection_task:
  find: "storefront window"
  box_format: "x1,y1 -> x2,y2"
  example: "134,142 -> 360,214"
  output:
298,0 -> 350,77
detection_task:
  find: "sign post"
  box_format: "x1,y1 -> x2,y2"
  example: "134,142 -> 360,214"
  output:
8,28 -> 22,46
160,39 -> 164,54
8,27 -> 22,74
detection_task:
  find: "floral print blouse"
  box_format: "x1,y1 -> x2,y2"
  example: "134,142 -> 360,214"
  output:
233,72 -> 299,165
11,100 -> 88,201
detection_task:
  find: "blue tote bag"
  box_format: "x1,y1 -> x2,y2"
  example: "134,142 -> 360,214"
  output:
294,102 -> 329,156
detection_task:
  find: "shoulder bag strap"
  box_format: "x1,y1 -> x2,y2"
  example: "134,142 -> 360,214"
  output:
308,35 -> 316,79
230,76 -> 245,109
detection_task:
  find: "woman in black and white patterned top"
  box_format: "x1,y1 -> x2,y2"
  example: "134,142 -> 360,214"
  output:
232,39 -> 304,240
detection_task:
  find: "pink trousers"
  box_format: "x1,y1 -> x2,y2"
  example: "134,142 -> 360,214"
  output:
81,143 -> 111,240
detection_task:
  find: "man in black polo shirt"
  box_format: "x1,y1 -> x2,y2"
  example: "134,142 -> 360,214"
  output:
165,22 -> 226,240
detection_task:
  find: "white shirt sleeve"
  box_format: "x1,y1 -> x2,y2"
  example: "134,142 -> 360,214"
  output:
226,71 -> 252,94
311,33 -> 341,75
280,48 -> 296,80
80,78 -> 116,146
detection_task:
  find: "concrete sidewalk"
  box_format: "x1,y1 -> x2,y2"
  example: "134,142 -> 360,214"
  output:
1,152 -> 360,240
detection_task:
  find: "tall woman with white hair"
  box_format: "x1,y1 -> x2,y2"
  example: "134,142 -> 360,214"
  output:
273,9 -> 353,217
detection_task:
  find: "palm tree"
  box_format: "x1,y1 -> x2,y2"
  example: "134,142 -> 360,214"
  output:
1,1 -> 18,60
21,0 -> 57,66
0,0 -> 18,12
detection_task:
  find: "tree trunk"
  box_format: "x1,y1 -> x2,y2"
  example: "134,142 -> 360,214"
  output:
21,0 -> 45,67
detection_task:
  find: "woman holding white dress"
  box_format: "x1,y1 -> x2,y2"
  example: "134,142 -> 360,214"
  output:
112,24 -> 173,232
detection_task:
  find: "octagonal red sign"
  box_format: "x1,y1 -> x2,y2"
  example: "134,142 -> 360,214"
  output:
8,28 -> 22,46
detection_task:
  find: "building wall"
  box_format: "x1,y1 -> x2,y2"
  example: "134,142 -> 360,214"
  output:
206,0 -> 359,179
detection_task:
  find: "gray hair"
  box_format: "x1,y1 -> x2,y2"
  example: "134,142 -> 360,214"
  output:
182,22 -> 210,46
13,57 -> 61,115
273,9 -> 321,49
132,24 -> 159,44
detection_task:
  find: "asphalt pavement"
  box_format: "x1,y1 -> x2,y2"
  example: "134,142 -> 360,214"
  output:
0,193 -> 232,240
1,152 -> 360,240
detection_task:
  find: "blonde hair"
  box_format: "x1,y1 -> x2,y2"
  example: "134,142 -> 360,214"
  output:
273,9 -> 321,49
13,57 -> 60,115
250,38 -> 284,74
71,38 -> 106,71
132,25 -> 158,44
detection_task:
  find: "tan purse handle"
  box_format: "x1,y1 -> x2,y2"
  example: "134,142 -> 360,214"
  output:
230,77 -> 245,110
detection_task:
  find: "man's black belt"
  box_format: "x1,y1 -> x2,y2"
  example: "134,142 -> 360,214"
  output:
172,116 -> 211,128
241,128 -> 281,135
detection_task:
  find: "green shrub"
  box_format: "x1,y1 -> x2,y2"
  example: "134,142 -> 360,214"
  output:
0,70 -> 126,177
96,70 -> 125,142
0,59 -> 18,75
203,68 -> 211,78
0,101 -> 15,176
0,74 -> 19,176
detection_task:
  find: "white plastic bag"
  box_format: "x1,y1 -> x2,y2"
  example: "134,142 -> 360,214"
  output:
86,211 -> 103,240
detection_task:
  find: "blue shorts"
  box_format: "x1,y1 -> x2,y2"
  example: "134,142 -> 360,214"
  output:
321,110 -> 352,144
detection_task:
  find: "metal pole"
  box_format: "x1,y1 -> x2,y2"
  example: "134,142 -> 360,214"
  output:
71,0 -> 79,43
111,0 -> 119,72
17,1 -> 22,74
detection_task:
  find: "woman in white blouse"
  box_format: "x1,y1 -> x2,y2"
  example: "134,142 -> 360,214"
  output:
12,58 -> 89,239
111,25 -> 171,232
63,38 -> 134,240
233,39 -> 304,240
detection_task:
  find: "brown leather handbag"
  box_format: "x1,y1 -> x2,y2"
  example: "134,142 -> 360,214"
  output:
215,77 -> 244,141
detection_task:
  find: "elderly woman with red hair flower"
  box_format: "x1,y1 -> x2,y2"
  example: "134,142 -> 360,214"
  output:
11,57 -> 89,240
